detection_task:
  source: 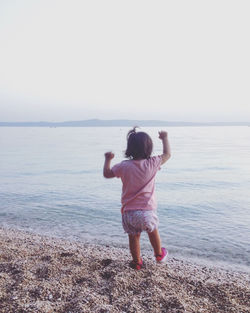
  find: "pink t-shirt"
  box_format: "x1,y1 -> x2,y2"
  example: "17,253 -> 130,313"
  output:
112,155 -> 162,213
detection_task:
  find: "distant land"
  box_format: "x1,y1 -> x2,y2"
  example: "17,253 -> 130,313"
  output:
0,119 -> 249,127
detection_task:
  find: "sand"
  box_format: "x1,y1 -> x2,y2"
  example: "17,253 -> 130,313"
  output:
0,227 -> 249,313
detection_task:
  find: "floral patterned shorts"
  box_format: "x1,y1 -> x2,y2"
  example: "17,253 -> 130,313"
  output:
122,210 -> 159,235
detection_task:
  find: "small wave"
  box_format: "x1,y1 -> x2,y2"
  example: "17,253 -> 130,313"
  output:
20,169 -> 97,176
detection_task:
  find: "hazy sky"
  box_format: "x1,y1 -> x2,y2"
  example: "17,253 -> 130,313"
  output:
0,0 -> 249,122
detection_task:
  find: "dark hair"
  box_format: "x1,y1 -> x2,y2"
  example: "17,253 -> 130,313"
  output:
125,127 -> 153,160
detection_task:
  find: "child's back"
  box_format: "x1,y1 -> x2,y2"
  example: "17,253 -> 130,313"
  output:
112,156 -> 162,213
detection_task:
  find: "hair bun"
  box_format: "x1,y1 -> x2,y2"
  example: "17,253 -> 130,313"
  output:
127,126 -> 138,139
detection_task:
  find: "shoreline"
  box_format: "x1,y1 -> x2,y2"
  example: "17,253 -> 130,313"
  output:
2,225 -> 249,275
0,227 -> 249,313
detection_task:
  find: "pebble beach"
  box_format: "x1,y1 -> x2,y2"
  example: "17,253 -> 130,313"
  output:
0,227 -> 249,313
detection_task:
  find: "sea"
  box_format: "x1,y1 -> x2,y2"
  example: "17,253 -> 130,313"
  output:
0,126 -> 249,272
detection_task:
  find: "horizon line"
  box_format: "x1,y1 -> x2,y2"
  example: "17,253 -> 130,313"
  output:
0,119 -> 249,126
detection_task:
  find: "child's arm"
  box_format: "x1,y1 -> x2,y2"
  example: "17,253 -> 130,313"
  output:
158,131 -> 171,165
103,152 -> 116,178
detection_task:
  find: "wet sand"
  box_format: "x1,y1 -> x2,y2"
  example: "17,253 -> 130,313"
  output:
0,227 -> 249,313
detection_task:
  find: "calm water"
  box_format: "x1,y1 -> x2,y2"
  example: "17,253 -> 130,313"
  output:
0,127 -> 250,272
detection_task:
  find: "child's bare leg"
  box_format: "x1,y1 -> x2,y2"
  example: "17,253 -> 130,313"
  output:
128,233 -> 141,263
147,228 -> 162,256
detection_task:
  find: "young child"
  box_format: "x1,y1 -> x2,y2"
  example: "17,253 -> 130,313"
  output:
103,127 -> 171,270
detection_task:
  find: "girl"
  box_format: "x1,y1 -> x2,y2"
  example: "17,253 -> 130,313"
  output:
103,127 -> 171,270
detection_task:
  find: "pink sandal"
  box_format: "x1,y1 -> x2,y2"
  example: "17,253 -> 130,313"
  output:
129,258 -> 143,270
155,247 -> 168,263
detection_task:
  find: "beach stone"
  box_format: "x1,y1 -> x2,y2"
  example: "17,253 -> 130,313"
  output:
0,227 -> 249,313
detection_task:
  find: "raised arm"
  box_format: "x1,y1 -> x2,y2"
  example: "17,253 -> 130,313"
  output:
158,131 -> 171,165
103,152 -> 115,178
